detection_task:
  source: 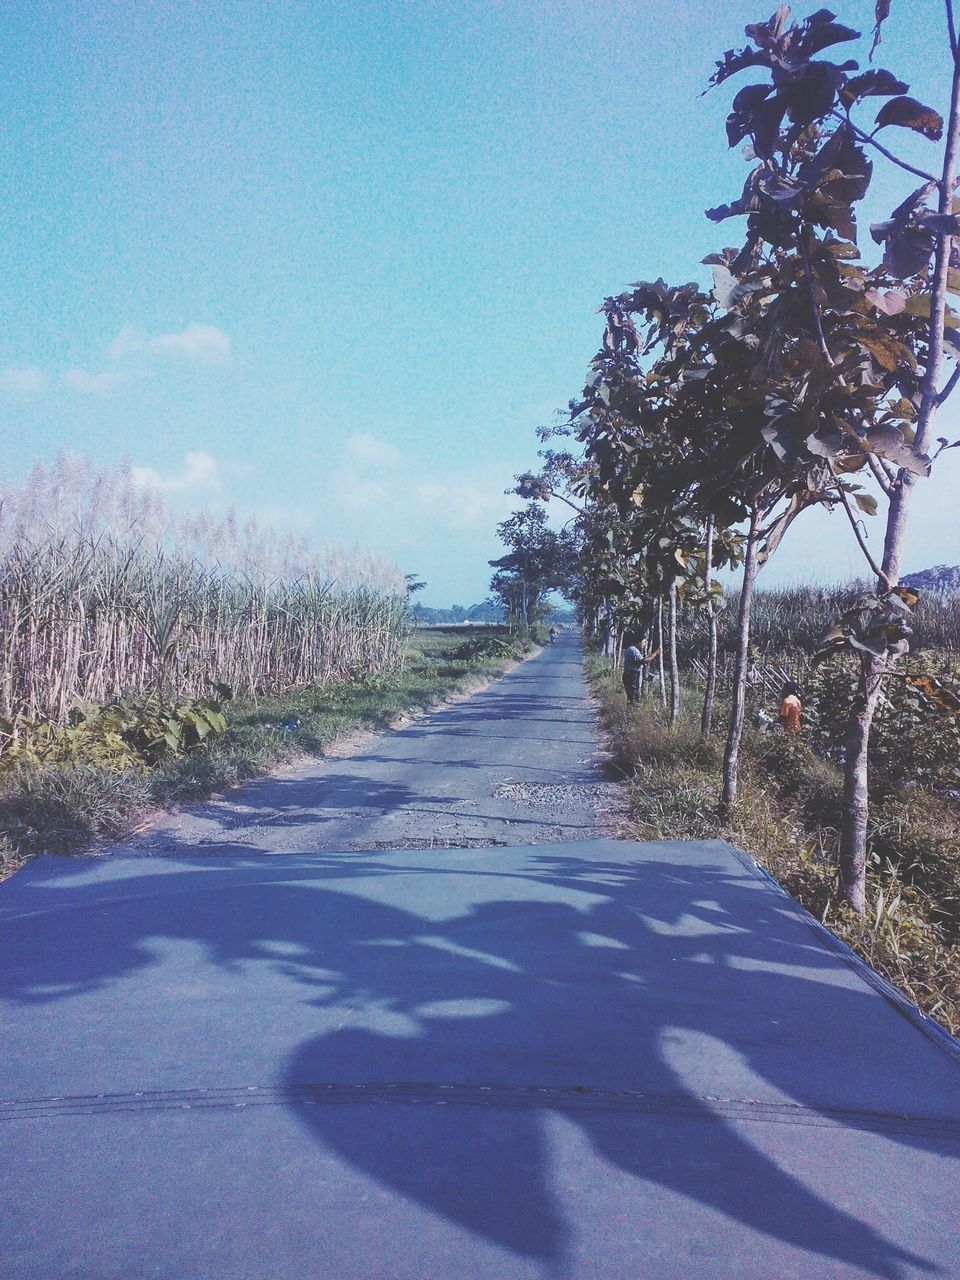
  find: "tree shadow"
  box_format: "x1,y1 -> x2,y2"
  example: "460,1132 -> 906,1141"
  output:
2,841 -> 957,1276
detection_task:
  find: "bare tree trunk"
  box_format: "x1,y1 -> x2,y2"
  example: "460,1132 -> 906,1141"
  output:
838,40 -> 960,914
638,616 -> 651,698
603,599 -> 614,657
839,655 -> 885,915
702,513 -> 718,740
667,574 -> 680,724
656,596 -> 667,708
721,506 -> 761,815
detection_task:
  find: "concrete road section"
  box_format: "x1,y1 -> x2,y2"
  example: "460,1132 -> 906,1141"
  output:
126,633 -> 618,858
2,837 -> 959,1279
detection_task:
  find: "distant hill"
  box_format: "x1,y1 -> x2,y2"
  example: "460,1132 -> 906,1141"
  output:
901,564 -> 960,594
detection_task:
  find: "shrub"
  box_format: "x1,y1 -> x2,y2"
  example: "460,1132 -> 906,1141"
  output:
0,687 -> 234,773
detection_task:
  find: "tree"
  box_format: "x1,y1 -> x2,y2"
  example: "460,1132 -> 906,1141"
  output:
708,2 -> 960,911
489,504 -> 578,630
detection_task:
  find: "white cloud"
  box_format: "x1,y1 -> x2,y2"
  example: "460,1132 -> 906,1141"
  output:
131,451 -> 221,494
414,479 -> 516,529
340,476 -> 390,510
346,433 -> 402,467
0,366 -> 46,396
108,323 -> 231,364
63,367 -> 132,395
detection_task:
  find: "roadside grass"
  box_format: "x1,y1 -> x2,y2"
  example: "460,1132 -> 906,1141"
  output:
588,656 -> 960,1037
0,626 -> 535,876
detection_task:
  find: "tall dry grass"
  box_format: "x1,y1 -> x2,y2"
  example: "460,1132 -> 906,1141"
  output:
679,582 -> 960,663
0,455 -> 408,728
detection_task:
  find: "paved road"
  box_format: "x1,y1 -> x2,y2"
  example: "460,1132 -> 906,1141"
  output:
2,838 -> 959,1279
2,642 -> 959,1278
130,633 -> 617,857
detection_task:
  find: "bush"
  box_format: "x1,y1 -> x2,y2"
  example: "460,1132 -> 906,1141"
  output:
0,687 -> 233,773
452,635 -> 519,662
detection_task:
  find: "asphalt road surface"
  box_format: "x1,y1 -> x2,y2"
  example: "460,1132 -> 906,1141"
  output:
2,639 -> 959,1279
129,632 -> 619,858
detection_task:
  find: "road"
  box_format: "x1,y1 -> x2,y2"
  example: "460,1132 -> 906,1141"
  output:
130,632 -> 618,857
2,637 -> 959,1279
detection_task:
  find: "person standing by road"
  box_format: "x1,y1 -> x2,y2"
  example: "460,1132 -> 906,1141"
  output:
622,636 -> 659,704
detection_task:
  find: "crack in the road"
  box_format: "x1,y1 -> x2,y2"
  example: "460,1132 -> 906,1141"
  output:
4,1082 -> 959,1141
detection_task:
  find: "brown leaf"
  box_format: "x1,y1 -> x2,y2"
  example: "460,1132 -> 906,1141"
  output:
870,0 -> 892,60
840,68 -> 908,106
875,96 -> 944,141
901,294 -> 960,328
854,492 -> 879,516
864,423 -> 931,475
858,333 -> 911,371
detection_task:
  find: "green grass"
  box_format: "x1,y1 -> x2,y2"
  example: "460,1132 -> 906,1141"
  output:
587,655 -> 960,1037
0,626 -> 535,875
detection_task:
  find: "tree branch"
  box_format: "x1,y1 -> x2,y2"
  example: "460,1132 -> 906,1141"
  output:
799,232 -> 836,367
937,359 -> 960,405
865,452 -> 895,495
834,114 -> 939,185
948,0 -> 959,59
880,42 -> 960,584
832,471 -> 891,589
547,488 -> 586,516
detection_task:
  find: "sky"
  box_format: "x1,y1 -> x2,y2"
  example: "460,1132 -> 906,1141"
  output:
2,0 -> 958,605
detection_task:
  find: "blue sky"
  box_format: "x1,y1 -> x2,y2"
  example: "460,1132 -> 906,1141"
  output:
2,0 -> 958,604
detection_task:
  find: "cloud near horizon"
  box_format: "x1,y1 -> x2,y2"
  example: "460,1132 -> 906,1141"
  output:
346,432 -> 402,467
131,450 -> 221,494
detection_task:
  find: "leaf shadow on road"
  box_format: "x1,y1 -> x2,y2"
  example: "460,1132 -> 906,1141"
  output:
2,842 -> 958,1277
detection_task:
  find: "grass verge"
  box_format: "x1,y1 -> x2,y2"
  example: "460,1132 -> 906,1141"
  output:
588,655 -> 960,1037
0,626 -> 536,877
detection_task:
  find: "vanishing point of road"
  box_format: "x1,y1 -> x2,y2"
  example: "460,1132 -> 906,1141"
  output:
129,631 -> 620,857
2,635 -> 959,1279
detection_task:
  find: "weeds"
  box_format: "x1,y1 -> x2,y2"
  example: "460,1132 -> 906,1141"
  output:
588,656 -> 960,1036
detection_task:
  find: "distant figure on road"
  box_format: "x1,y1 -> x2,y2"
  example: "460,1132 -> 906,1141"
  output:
548,627 -> 557,644
622,636 -> 659,705
779,681 -> 802,734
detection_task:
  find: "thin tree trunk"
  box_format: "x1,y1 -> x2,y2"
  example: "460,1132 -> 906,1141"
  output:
667,574 -> 680,724
838,39 -> 960,914
656,597 -> 667,708
721,505 -> 761,815
702,513 -> 718,739
603,599 -> 614,657
638,617 -> 649,698
839,655 -> 885,915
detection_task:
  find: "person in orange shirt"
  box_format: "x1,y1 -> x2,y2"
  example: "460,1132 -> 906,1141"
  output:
779,681 -> 802,734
